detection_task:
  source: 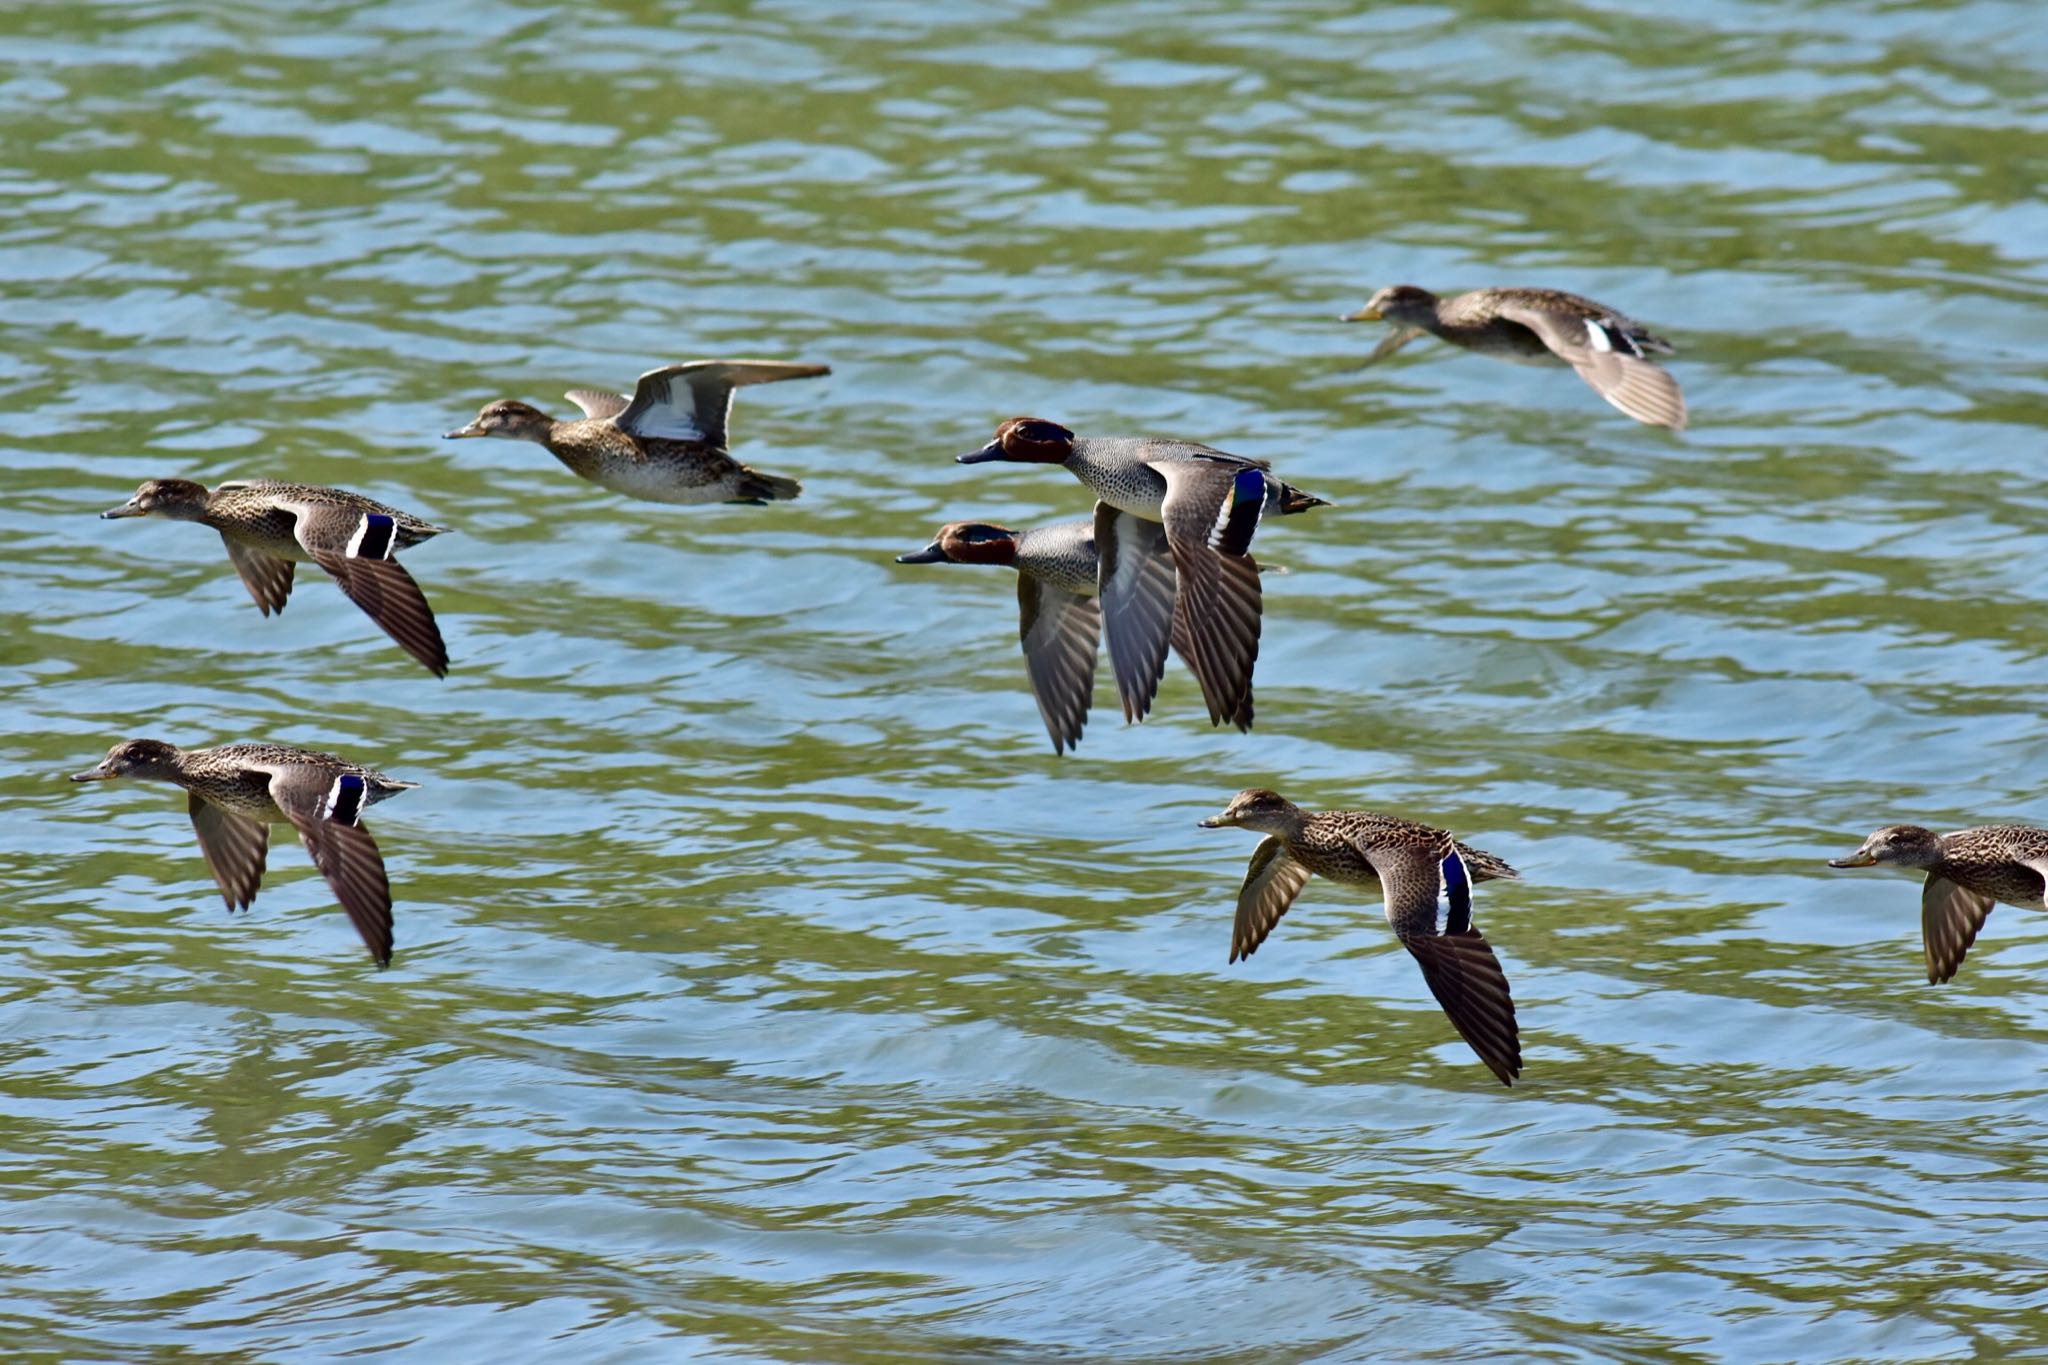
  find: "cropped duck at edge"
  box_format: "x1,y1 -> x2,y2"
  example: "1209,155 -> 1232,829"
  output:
447,359 -> 827,505
1829,823 -> 2048,984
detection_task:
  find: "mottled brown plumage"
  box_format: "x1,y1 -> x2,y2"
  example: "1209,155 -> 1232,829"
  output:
1201,788 -> 1523,1086
1345,284 -> 1686,430
71,738 -> 417,965
1829,824 -> 2048,984
101,478 -> 450,676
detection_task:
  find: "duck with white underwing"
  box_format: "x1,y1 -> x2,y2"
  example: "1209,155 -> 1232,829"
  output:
446,358 -> 827,505
956,418 -> 1328,732
102,478 -> 450,676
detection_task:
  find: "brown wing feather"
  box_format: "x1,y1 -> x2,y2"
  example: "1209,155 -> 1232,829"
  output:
187,793 -> 268,911
1094,504 -> 1177,724
1372,833 -> 1522,1087
1921,874 -> 1997,985
1491,301 -> 1687,431
565,389 -> 629,421
220,534 -> 295,616
270,769 -> 395,966
1156,463 -> 1261,730
1230,836 -> 1312,963
1359,326 -> 1423,367
315,553 -> 450,678
1402,930 -> 1523,1087
1017,575 -> 1100,755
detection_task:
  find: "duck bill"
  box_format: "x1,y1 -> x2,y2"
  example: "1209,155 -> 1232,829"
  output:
69,761 -> 115,782
99,499 -> 146,519
1827,851 -> 1879,868
955,440 -> 1007,464
1197,812 -> 1235,829
1341,305 -> 1381,322
443,421 -> 486,440
895,543 -> 950,564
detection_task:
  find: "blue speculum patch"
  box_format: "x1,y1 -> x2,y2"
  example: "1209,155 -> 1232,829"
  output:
352,512 -> 396,560
327,771 -> 367,824
1440,851 -> 1472,932
1214,468 -> 1266,556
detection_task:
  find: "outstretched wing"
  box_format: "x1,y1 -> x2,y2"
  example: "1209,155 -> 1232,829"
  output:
218,534 -> 295,616
1017,574 -> 1100,755
1921,874 -> 1997,985
615,360 -> 829,448
1230,836 -> 1312,963
564,389 -> 630,421
187,792 -> 269,911
1094,503 -> 1177,724
1491,301 -> 1687,431
315,555 -> 449,677
267,765 -> 396,966
1155,462 -> 1262,731
281,500 -> 450,677
1372,835 -> 1522,1086
1359,325 -> 1424,367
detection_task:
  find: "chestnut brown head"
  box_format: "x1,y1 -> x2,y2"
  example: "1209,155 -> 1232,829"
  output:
895,521 -> 1021,568
956,417 -> 1075,465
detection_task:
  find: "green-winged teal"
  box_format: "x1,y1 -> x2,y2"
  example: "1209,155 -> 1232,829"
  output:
446,359 -> 826,505
1829,824 -> 2048,983
956,419 -> 1328,730
71,738 -> 418,965
102,479 -> 450,676
897,507 -> 1219,754
1344,285 -> 1686,430
1201,788 -> 1523,1086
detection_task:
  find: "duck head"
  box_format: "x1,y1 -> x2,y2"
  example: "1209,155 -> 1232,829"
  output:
1343,284 -> 1438,325
1198,788 -> 1305,836
1829,824 -> 1945,870
72,738 -> 183,783
896,521 -> 1022,567
957,417 -> 1075,465
101,478 -> 211,521
445,399 -> 554,443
